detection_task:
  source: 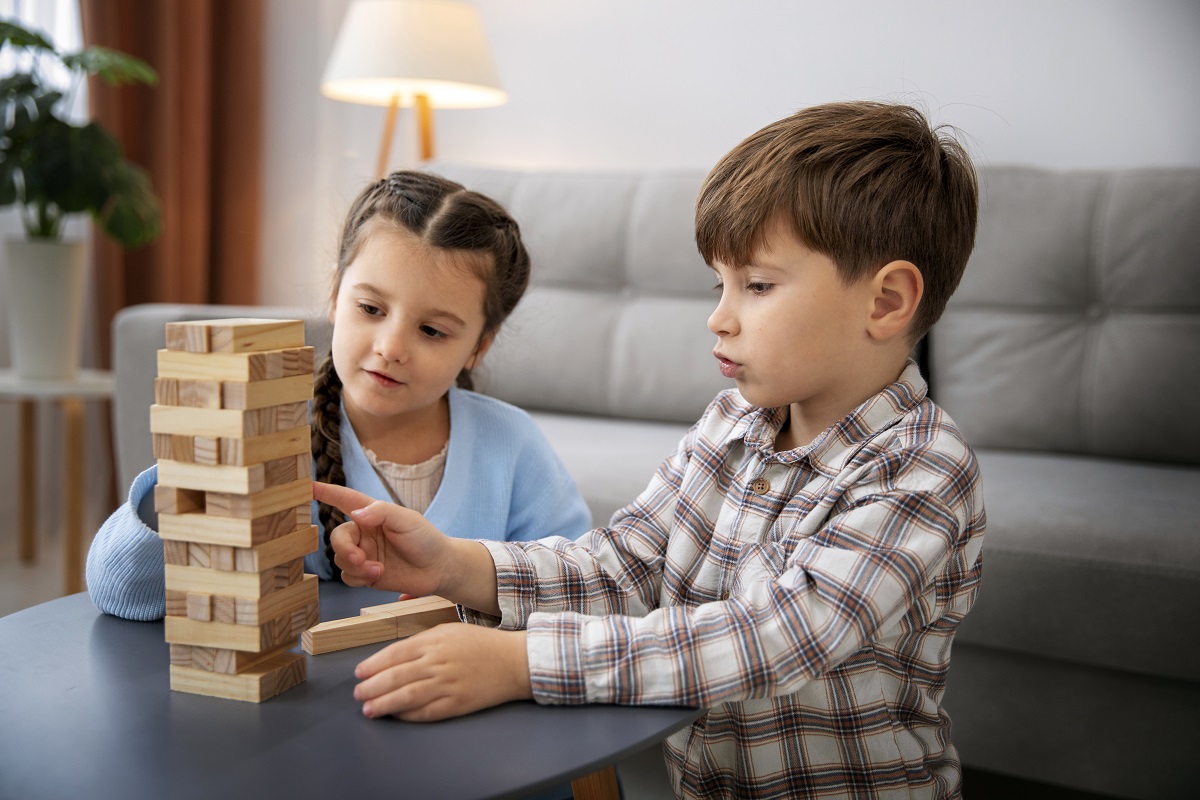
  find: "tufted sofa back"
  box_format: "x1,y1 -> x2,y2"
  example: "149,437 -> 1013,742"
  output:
928,167 -> 1200,465
113,165 -> 1200,489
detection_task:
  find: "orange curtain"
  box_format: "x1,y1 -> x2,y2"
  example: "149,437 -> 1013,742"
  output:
80,0 -> 264,365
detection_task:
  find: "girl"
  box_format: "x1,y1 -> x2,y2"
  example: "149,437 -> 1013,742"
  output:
87,171 -> 592,621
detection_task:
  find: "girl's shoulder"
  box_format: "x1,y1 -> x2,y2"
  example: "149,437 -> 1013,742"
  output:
448,387 -> 541,434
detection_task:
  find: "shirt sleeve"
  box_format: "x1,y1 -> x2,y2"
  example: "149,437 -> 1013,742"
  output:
521,445 -> 982,708
464,420 -> 696,629
85,465 -> 167,621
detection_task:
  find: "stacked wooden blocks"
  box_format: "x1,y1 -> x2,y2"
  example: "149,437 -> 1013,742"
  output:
151,318 -> 319,702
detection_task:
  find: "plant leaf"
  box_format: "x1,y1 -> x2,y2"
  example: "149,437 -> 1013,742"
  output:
100,162 -> 160,248
0,20 -> 55,52
63,47 -> 158,86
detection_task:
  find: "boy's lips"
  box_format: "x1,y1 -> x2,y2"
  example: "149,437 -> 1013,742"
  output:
714,353 -> 741,378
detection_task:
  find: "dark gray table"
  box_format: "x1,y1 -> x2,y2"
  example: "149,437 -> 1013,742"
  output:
0,583 -> 701,800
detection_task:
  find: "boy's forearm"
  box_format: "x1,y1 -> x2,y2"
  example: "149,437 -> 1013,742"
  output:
439,539 -> 501,617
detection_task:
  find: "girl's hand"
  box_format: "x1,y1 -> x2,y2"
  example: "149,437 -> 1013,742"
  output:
313,481 -> 452,596
353,624 -> 532,721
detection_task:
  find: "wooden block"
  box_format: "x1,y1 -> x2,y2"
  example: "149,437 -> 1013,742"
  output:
158,459 -> 267,494
187,593 -> 212,622
221,374 -> 313,410
154,485 -> 205,515
234,574 -> 319,626
156,346 -> 315,382
162,539 -> 189,567
301,612 -> 398,655
150,402 -> 309,440
219,426 -> 310,466
158,454 -> 304,495
302,597 -> 459,655
212,595 -> 237,624
165,322 -> 210,353
158,504 -> 310,547
168,643 -> 277,675
154,377 -> 222,408
205,479 -> 312,520
169,650 -> 306,702
165,590 -> 188,617
234,525 -> 318,572
193,436 -> 219,465
165,558 -> 303,599
153,433 -> 195,462
186,542 -> 235,571
165,604 -> 310,652
208,318 -> 305,353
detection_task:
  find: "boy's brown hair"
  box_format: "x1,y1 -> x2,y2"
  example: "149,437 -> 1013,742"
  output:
696,101 -> 978,340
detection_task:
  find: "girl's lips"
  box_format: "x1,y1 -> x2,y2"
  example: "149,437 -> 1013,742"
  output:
715,355 -> 741,379
365,369 -> 400,387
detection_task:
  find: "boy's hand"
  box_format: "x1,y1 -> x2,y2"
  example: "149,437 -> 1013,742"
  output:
313,481 -> 451,596
353,624 -> 532,721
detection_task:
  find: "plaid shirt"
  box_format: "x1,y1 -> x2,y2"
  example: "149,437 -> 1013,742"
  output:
472,361 -> 986,799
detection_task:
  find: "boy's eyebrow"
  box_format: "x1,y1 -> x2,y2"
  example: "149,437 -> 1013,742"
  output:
351,281 -> 469,327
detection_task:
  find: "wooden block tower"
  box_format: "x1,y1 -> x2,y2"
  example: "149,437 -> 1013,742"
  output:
151,318 -> 320,702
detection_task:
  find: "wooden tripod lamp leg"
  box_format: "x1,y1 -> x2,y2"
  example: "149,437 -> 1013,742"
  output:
376,93 -> 401,180
415,92 -> 434,162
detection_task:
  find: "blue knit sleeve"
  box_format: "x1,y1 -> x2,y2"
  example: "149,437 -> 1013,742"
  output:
505,422 -> 593,543
85,465 -> 167,621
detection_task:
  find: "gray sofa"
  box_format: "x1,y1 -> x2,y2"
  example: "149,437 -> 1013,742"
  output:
110,164 -> 1200,799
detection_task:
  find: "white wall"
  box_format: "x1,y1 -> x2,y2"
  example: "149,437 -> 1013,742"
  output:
259,0 -> 1200,305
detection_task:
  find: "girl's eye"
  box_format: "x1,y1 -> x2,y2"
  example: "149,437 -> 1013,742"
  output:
357,302 -> 383,317
746,282 -> 773,295
420,325 -> 448,340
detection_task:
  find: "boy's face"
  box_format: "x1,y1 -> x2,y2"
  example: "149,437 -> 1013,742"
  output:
708,218 -> 877,435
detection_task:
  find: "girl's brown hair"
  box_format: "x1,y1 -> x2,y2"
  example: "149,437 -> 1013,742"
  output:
696,101 -> 978,341
312,171 -> 531,576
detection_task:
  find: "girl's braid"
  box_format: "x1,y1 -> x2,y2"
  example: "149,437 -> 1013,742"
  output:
310,353 -> 346,580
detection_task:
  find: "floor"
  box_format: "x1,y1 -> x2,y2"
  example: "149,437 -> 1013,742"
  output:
3,532 -> 1126,800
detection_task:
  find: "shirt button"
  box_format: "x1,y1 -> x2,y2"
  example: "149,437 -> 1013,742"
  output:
750,478 -> 770,495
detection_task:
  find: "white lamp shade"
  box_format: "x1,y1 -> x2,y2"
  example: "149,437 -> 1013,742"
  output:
321,0 -> 506,108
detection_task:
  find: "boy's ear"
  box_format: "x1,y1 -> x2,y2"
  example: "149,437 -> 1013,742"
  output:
465,330 -> 496,370
866,260 -> 922,342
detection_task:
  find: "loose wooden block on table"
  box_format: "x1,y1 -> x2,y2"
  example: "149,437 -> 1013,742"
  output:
165,318 -> 305,354
302,596 -> 459,655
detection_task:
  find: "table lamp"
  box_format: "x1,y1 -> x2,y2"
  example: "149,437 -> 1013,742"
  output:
321,0 -> 507,176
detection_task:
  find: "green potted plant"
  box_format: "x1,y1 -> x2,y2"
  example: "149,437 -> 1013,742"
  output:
0,18 -> 160,379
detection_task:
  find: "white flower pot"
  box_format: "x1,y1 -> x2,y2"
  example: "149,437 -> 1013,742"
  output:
4,238 -> 87,380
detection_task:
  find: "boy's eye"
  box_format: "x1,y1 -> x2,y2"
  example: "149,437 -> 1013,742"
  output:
711,282 -> 724,293
746,282 -> 773,295
357,302 -> 383,317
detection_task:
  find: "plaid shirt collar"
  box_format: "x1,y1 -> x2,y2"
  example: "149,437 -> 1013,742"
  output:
730,359 -> 928,477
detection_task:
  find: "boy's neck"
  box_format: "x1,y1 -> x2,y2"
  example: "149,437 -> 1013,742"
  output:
774,357 -> 909,452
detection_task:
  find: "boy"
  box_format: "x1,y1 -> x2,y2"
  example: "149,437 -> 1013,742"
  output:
316,100 -> 986,799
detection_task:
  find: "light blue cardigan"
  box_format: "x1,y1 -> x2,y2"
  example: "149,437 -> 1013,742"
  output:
86,388 -> 592,621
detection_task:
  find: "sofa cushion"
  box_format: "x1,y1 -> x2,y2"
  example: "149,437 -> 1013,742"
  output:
955,449 -> 1200,682
930,167 -> 1200,465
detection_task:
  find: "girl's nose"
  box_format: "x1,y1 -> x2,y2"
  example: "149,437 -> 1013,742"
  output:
375,329 -> 409,363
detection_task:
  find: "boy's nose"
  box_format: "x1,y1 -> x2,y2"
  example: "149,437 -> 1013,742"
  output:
708,298 -> 737,337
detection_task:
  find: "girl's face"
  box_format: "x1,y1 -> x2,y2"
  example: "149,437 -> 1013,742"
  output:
330,223 -> 493,430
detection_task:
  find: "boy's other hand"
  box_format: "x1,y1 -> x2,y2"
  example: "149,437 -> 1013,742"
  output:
313,481 -> 450,596
353,624 -> 532,721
